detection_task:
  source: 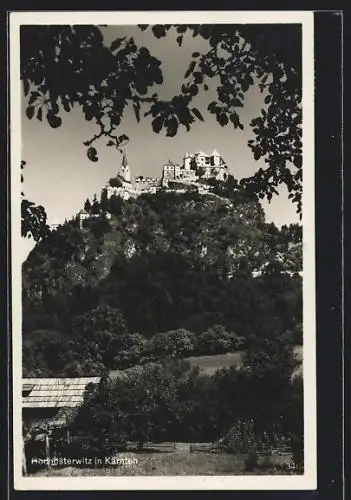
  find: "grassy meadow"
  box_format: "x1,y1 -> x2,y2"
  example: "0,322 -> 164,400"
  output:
186,345 -> 303,377
29,442 -> 294,476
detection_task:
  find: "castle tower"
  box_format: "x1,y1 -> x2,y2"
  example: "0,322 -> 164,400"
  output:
184,152 -> 192,170
119,150 -> 132,184
211,149 -> 221,167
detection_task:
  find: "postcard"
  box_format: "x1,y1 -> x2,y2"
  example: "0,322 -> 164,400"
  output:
10,10 -> 316,490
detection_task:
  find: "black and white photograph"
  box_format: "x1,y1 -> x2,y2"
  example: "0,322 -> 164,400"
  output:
10,11 -> 316,490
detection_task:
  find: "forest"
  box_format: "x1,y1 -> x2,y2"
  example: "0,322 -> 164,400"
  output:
23,183 -> 302,377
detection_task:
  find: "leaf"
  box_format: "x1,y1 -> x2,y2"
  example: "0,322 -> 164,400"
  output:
185,61 -> 196,79
208,101 -> 217,113
25,106 -> 35,120
37,107 -> 42,121
194,72 -> 203,84
233,98 -> 243,107
204,84 -> 209,91
133,103 -> 140,122
152,116 -> 163,133
154,70 -> 163,85
51,101 -> 59,115
118,134 -> 129,144
177,25 -> 187,34
176,35 -> 183,47
139,47 -> 150,58
230,113 -> 239,127
152,25 -> 166,39
111,37 -> 127,52
189,84 -> 198,97
87,147 -> 98,162
293,156 -> 302,169
264,95 -> 272,104
217,113 -> 228,126
166,117 -> 178,137
28,92 -> 39,106
23,79 -> 29,97
192,52 -> 200,57
62,100 -> 71,112
46,111 -> 62,128
192,108 -> 204,122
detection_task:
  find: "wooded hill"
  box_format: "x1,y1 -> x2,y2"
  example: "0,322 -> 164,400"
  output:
22,183 -> 302,377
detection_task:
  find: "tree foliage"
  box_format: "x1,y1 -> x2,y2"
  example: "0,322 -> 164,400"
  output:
21,161 -> 50,242
21,23 -> 303,219
23,192 -> 302,352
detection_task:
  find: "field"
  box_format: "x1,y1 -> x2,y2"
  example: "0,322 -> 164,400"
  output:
186,346 -> 303,377
185,351 -> 245,375
29,443 -> 294,477
110,346 -> 303,381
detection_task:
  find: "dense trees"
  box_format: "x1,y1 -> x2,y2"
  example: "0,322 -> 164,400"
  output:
73,348 -> 302,456
22,191 -> 302,377
22,188 -> 303,467
23,329 -> 74,376
198,325 -> 244,355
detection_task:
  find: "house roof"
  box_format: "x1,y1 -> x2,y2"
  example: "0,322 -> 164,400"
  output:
22,377 -> 101,409
78,208 -> 89,215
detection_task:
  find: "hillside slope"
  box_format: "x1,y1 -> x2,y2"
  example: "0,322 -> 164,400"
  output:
22,188 -> 302,375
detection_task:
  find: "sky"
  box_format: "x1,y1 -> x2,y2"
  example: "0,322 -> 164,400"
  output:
21,24 -> 300,261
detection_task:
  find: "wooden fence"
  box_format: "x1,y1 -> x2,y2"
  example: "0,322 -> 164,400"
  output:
190,442 -> 292,455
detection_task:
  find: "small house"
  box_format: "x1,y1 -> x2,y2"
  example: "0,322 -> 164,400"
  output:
22,377 -> 101,473
78,208 -> 90,228
22,377 -> 101,431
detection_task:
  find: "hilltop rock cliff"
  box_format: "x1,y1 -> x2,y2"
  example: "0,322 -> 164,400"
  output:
23,187 -> 302,340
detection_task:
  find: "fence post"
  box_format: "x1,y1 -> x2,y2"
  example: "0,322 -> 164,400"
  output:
45,432 -> 51,468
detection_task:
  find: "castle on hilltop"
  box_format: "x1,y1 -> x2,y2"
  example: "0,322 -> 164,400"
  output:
78,149 -> 230,227
104,149 -> 229,201
161,150 -> 229,187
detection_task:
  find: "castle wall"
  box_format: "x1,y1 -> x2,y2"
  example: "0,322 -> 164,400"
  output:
105,150 -> 229,201
161,164 -> 177,187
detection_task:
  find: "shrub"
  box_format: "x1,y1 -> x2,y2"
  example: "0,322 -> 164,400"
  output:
221,418 -> 257,454
291,433 -> 304,472
258,453 -> 275,471
198,325 -> 237,355
244,449 -> 258,472
109,176 -> 123,188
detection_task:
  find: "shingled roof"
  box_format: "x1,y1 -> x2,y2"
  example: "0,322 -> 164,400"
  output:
22,377 -> 101,409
